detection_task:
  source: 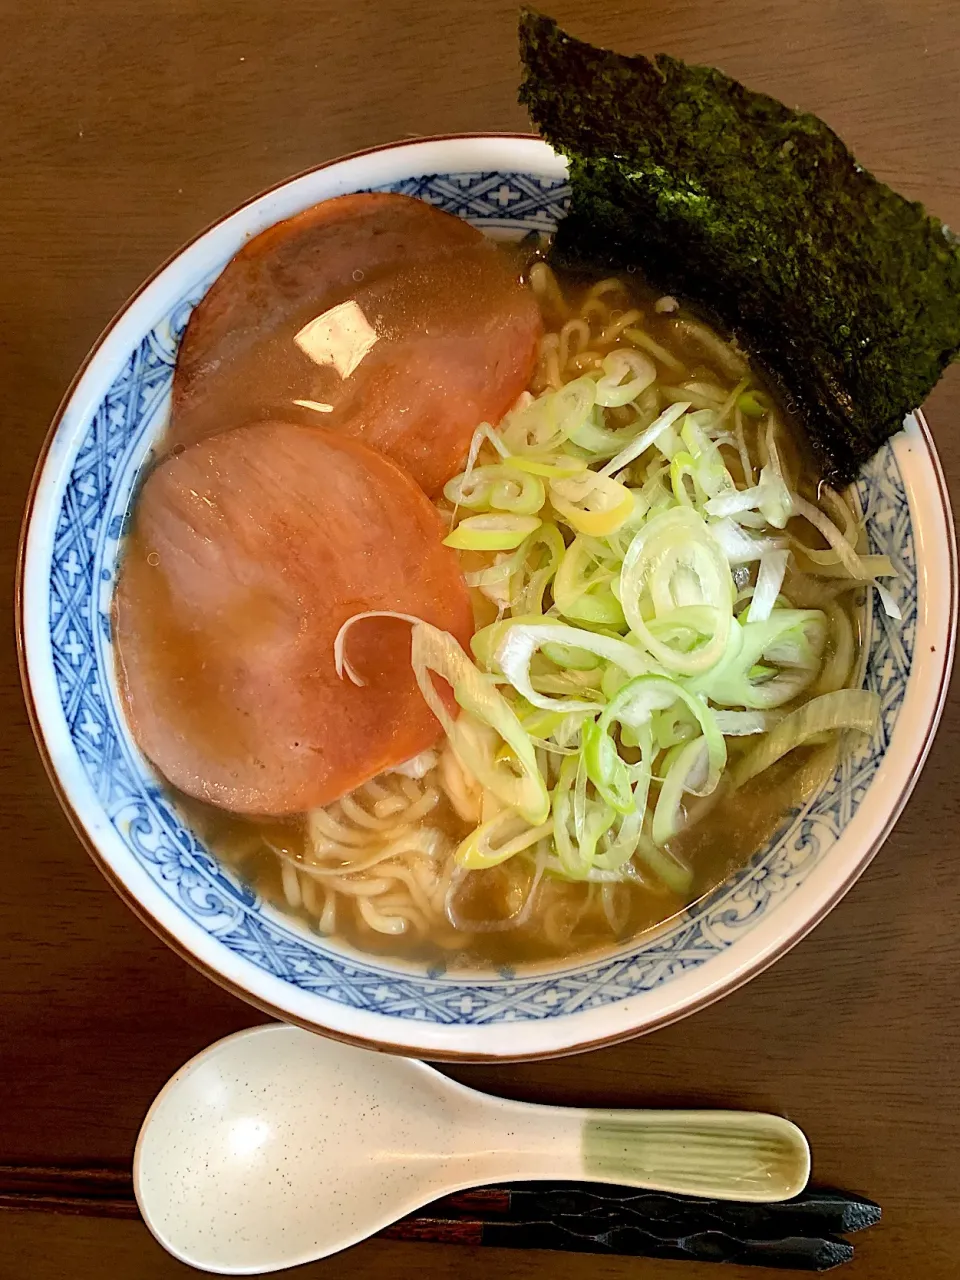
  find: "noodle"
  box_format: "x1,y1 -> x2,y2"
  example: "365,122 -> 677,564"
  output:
558,317 -> 591,370
597,307 -> 643,345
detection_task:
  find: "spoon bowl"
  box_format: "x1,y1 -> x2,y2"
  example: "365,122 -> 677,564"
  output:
135,1024 -> 810,1274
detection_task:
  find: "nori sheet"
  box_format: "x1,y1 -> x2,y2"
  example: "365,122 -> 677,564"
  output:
519,9 -> 960,483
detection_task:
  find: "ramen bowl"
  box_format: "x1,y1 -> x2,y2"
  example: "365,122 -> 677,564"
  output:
18,135 -> 957,1061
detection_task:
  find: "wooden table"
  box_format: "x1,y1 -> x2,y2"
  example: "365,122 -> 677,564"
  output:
2,1 -> 958,1276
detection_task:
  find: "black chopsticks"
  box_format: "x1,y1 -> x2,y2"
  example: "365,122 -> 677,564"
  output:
381,1184 -> 881,1272
0,1164 -> 880,1270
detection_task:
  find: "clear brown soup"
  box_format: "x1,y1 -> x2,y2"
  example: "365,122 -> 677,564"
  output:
149,254 -> 864,971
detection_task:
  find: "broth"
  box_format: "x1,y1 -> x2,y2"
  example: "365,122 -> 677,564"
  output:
114,207 -> 880,967
146,257 -> 870,967
180,738 -> 840,968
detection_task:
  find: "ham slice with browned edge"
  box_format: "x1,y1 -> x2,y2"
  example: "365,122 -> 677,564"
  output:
113,421 -> 474,815
169,192 -> 542,494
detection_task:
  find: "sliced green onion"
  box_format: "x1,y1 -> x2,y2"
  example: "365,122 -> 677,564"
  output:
444,513 -> 542,551
471,613 -> 542,670
709,517 -> 784,564
418,336 -> 901,897
669,451 -> 699,507
733,407 -> 755,487
540,640 -> 603,670
443,465 -> 545,515
465,555 -> 515,608
691,611 -> 827,709
581,716 -> 653,817
737,390 -> 769,418
652,702 -> 700,749
713,710 -> 782,735
518,705 -> 566,739
680,412 -> 738,501
567,405 -> 636,459
747,549 -> 790,623
620,507 -> 734,675
819,484 -> 861,543
455,812 -> 553,869
810,601 -> 856,697
733,689 -> 880,788
409,622 -> 550,825
550,471 -> 634,536
501,376 -> 596,453
531,669 -> 606,700
874,581 -> 902,621
790,493 -> 866,579
445,421 -> 510,525
790,491 -> 902,620
496,620 -> 652,713
509,521 -> 566,615
503,452 -> 587,479
466,523 -> 565,615
553,537 -> 626,627
594,349 -> 657,407
653,735 -> 709,845
553,754 -> 617,878
706,463 -> 793,528
335,612 -> 550,826
792,551 -> 895,578
598,401 -> 690,478
631,833 -> 694,892
583,674 -> 725,821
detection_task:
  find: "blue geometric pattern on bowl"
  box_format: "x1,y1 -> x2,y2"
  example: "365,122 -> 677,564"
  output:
48,171 -> 917,1025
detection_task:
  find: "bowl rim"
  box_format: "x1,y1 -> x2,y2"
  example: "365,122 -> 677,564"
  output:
17,133 -> 959,1062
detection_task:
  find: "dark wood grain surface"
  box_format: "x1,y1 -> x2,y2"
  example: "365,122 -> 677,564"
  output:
2,1 -> 959,1276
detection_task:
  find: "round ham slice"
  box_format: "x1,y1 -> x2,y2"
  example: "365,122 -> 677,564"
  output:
113,421 -> 474,815
320,245 -> 542,495
168,192 -> 541,494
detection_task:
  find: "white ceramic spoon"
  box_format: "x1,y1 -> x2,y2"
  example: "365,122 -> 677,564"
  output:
134,1023 -> 810,1275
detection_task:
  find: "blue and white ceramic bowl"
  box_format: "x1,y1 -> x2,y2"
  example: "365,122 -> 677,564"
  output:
19,136 -> 957,1060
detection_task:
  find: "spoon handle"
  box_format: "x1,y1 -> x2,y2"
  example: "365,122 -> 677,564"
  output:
454,1099 -> 809,1203
580,1109 -> 810,1202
